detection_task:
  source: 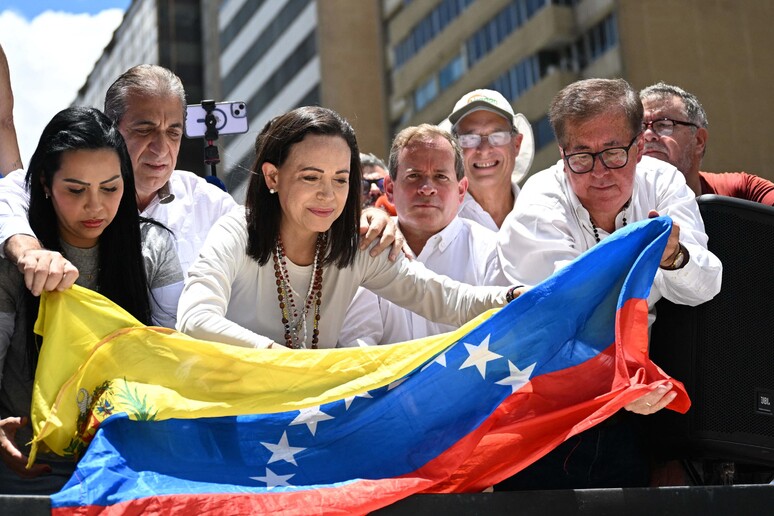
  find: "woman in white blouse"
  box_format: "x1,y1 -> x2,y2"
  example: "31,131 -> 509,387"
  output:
177,106 -> 524,350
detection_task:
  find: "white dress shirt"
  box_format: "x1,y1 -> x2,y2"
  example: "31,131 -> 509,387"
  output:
0,169 -> 237,275
498,156 -> 722,324
177,208 -> 508,349
457,179 -> 520,232
338,217 -> 506,346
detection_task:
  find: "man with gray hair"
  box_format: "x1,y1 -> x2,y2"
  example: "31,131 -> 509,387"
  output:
640,82 -> 774,204
0,64 -> 237,293
0,65 -> 401,295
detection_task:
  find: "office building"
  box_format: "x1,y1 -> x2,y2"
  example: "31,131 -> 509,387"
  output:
73,0 -> 205,176
385,0 -> 774,179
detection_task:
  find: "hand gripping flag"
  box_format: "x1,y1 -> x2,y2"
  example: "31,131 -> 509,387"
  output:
29,217 -> 690,515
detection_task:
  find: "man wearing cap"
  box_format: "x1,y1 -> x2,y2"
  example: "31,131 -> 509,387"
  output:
442,89 -> 535,231
640,82 -> 774,205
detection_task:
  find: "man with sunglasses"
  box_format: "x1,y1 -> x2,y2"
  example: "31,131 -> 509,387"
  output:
640,82 -> 774,205
494,78 -> 722,491
360,152 -> 396,215
441,89 -> 535,231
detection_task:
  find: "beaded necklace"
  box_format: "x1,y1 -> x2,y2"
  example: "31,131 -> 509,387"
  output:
272,233 -> 325,349
589,201 -> 630,244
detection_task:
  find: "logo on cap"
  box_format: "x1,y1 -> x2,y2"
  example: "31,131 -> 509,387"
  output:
466,94 -> 499,106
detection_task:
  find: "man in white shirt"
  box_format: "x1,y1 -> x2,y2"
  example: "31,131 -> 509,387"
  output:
0,65 -> 401,295
440,89 -> 534,231
339,124 -> 505,346
494,78 -> 722,491
0,64 -> 237,294
498,79 -> 722,319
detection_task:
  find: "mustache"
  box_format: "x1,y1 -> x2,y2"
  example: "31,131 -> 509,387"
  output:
643,143 -> 667,153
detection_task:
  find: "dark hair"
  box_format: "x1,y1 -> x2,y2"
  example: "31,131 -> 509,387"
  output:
24,107 -> 152,367
359,152 -> 387,171
549,78 -> 643,148
388,124 -> 464,180
245,106 -> 362,268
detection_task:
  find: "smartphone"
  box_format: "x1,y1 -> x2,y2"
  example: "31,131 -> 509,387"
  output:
184,101 -> 249,138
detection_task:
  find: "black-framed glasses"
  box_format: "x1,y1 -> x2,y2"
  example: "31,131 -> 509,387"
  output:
457,131 -> 513,149
642,118 -> 698,137
562,135 -> 639,174
362,178 -> 384,193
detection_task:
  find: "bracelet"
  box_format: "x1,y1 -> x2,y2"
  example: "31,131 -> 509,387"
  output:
506,285 -> 524,303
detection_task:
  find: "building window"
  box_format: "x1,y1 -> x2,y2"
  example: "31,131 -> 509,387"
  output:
490,55 -> 540,103
414,76 -> 439,112
394,0 -> 476,69
466,0 -> 550,69
533,115 -> 555,151
439,54 -> 465,90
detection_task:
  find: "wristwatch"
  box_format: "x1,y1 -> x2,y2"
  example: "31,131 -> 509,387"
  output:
663,244 -> 687,270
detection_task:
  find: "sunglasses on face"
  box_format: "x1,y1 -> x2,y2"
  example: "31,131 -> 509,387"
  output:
362,178 -> 385,193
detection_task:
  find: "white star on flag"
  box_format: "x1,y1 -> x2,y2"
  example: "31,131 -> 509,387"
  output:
459,334 -> 502,379
495,360 -> 536,393
420,352 -> 447,372
344,391 -> 373,410
261,431 -> 305,466
250,467 -> 295,488
289,407 -> 334,436
387,377 -> 407,391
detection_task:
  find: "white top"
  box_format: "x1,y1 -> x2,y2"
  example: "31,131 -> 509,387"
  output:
0,169 -> 237,275
338,217 -> 506,346
498,156 -> 723,323
176,207 -> 509,349
457,179 -> 520,232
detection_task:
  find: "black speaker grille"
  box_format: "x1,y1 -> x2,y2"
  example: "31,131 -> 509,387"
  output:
649,196 -> 774,465
694,205 -> 774,441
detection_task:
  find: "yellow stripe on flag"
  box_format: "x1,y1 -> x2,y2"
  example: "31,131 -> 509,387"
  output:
29,286 -> 496,465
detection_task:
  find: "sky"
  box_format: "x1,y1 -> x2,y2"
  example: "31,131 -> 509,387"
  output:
0,1 -> 131,167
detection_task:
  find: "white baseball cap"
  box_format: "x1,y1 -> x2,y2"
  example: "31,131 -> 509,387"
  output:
439,89 -> 535,185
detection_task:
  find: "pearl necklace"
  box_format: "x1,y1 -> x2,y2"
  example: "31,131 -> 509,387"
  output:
272,233 -> 325,349
589,201 -> 630,244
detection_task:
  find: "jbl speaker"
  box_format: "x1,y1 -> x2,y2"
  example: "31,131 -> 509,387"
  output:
649,195 -> 774,467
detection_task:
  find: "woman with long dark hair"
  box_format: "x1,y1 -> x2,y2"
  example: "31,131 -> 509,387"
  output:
0,107 -> 183,494
177,106 -> 523,350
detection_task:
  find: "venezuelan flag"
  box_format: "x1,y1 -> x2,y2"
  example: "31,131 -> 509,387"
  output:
29,217 -> 689,515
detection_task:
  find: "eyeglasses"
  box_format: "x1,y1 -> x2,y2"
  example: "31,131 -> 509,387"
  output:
562,135 -> 639,174
457,131 -> 513,149
362,178 -> 384,193
642,118 -> 698,137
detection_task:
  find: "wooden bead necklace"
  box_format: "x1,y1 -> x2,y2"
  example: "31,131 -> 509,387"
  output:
272,233 -> 325,349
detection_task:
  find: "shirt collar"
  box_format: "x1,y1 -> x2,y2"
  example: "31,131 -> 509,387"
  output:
157,182 -> 175,204
418,217 -> 464,257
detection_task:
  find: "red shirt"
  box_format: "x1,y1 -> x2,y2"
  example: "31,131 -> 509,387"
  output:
699,171 -> 774,206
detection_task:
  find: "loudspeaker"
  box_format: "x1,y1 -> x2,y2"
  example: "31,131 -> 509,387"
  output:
649,195 -> 774,467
